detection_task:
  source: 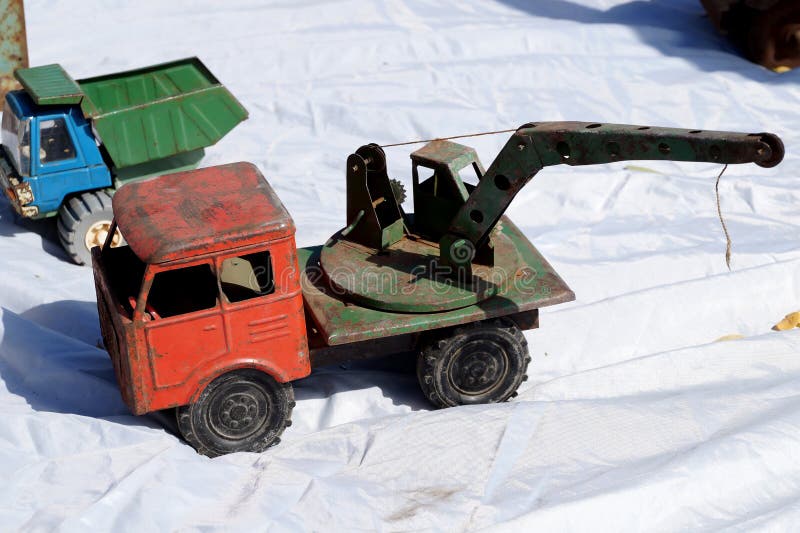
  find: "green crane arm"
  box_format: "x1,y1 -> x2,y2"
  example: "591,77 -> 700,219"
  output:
439,121 -> 784,270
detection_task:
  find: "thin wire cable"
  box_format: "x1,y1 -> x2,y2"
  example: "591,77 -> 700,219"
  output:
380,128 -> 517,148
715,164 -> 732,270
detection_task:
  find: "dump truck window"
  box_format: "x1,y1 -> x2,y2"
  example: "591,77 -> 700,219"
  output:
39,118 -> 75,163
220,251 -> 275,303
18,119 -> 30,175
147,263 -> 217,318
1,104 -> 29,176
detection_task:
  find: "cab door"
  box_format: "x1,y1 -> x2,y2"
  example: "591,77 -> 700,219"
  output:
141,260 -> 228,389
30,115 -> 90,209
216,242 -> 309,381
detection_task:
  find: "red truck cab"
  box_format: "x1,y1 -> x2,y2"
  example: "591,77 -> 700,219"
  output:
92,162 -> 308,455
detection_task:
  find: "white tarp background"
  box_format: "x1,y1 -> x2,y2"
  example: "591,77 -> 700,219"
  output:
1,0 -> 799,530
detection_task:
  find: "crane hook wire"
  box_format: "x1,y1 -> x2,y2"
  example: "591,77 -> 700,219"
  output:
715,164 -> 732,270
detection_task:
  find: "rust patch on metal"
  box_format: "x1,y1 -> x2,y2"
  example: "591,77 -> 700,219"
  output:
0,0 -> 28,101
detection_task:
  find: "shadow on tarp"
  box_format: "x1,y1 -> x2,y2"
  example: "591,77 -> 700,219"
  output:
0,303 -> 141,418
0,301 -> 426,422
294,352 -> 429,410
497,0 -> 800,83
0,200 -> 75,264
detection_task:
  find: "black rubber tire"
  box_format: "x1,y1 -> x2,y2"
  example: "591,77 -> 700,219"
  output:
417,319 -> 530,408
57,190 -> 116,265
176,369 -> 294,457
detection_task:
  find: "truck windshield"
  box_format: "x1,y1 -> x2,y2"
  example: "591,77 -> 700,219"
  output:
1,101 -> 31,176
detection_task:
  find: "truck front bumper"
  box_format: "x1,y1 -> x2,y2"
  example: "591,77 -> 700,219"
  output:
0,151 -> 37,218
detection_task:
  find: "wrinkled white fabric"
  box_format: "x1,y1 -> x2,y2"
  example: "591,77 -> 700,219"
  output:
1,0 -> 799,530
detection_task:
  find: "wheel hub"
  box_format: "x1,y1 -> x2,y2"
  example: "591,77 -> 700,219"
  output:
449,340 -> 509,396
209,389 -> 268,439
85,220 -> 122,252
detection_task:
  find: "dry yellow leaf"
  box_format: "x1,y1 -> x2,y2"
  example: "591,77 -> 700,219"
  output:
715,333 -> 744,342
773,311 -> 800,331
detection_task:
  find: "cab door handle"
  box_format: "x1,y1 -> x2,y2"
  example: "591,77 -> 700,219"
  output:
203,325 -> 217,331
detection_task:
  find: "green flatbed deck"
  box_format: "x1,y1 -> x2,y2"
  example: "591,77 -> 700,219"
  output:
299,217 -> 575,346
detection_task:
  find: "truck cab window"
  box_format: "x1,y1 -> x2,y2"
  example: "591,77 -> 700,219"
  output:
220,251 -> 275,303
39,118 -> 75,163
1,106 -> 30,176
418,166 -> 463,199
459,162 -> 483,188
146,264 -> 217,318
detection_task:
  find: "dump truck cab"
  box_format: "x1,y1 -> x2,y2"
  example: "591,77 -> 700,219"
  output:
92,162 -> 310,418
1,89 -> 110,217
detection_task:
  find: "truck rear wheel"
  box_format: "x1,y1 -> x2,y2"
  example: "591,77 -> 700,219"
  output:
57,190 -> 122,265
417,319 -> 530,408
176,369 -> 295,457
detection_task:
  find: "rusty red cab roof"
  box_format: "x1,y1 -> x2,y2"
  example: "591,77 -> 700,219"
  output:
113,162 -> 294,264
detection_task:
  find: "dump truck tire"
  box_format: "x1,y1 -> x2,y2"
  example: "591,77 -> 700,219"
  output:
417,319 -> 530,408
176,369 -> 294,457
57,190 -> 120,265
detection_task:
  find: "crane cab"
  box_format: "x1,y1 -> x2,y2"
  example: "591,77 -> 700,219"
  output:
410,140 -> 485,240
91,162 -> 310,416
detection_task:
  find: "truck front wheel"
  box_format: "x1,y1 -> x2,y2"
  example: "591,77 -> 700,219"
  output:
57,190 -> 122,265
417,319 -> 530,408
176,369 -> 295,457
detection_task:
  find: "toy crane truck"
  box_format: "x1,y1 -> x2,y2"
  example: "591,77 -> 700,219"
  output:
0,58 -> 248,264
92,122 -> 784,456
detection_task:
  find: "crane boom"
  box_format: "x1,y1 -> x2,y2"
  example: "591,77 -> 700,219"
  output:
439,121 -> 785,271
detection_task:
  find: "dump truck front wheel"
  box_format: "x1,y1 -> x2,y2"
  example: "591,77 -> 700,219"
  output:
176,369 -> 295,457
417,319 -> 530,408
57,190 -> 122,265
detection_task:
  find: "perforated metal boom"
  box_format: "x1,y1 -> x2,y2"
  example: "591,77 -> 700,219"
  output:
439,121 -> 785,271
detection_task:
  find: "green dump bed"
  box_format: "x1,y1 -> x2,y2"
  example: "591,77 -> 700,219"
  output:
14,58 -> 248,168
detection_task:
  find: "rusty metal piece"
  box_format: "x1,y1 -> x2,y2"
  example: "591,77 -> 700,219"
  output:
112,162 -> 295,264
343,143 -> 405,250
0,0 -> 27,102
440,122 -> 783,272
324,121 -> 784,311
410,140 -> 485,240
304,218 -> 574,345
94,162 -> 309,416
320,220 -> 527,313
701,0 -> 800,69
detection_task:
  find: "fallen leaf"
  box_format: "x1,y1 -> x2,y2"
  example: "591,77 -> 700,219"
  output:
773,311 -> 800,331
715,334 -> 744,342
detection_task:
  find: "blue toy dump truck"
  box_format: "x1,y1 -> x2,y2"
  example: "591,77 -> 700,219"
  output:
0,57 -> 248,264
